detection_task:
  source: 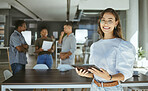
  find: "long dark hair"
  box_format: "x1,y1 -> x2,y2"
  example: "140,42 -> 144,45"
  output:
98,8 -> 123,39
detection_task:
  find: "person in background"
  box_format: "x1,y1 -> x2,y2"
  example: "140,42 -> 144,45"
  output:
35,28 -> 54,69
9,20 -> 29,75
58,22 -> 76,65
75,8 -> 136,91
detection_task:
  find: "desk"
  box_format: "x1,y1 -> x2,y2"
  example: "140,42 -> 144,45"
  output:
121,74 -> 148,87
1,69 -> 148,91
1,69 -> 92,91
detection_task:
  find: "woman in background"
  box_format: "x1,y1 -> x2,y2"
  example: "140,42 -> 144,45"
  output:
35,28 -> 54,69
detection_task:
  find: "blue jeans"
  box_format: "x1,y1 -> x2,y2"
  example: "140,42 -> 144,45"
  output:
90,80 -> 123,91
37,54 -> 53,69
11,63 -> 25,75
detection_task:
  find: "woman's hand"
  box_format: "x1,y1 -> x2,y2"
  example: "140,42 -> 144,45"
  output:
39,48 -> 44,52
48,48 -> 53,53
88,68 -> 111,80
75,68 -> 93,78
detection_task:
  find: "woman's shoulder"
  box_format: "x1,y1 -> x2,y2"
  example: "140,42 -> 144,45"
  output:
90,39 -> 102,48
118,39 -> 135,53
119,39 -> 134,48
36,38 -> 43,41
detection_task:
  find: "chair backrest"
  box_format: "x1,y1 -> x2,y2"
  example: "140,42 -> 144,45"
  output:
3,70 -> 13,80
75,49 -> 83,55
33,64 -> 49,69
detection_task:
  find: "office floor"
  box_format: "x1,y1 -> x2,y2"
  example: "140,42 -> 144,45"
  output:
0,53 -> 89,91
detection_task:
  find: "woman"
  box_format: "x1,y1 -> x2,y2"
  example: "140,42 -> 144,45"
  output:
35,28 -> 54,69
76,8 -> 136,91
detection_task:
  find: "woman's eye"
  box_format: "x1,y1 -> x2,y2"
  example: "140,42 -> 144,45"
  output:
108,20 -> 113,24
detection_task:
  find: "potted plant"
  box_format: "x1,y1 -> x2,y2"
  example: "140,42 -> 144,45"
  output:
137,47 -> 146,60
136,47 -> 146,67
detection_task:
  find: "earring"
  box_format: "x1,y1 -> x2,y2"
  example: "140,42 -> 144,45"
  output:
115,26 -> 117,30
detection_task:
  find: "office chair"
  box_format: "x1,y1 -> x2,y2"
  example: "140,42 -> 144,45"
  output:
3,70 -> 13,91
33,64 -> 49,91
75,48 -> 83,63
33,64 -> 49,69
3,70 -> 13,80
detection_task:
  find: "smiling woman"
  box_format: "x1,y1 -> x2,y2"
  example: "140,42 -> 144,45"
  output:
75,8 -> 136,91
98,8 -> 123,40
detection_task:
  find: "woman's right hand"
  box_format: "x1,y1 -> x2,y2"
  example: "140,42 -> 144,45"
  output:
75,68 -> 93,78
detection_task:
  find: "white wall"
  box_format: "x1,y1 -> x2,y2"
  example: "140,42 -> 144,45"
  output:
139,0 -> 148,59
126,0 -> 139,51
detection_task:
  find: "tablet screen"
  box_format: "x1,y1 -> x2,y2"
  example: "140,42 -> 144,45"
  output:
72,65 -> 102,72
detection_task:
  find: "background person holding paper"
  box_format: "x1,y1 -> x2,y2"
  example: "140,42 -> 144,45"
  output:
58,22 -> 76,65
35,28 -> 55,69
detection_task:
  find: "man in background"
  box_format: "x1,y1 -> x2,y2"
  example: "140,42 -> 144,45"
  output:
9,20 -> 28,75
58,22 -> 76,65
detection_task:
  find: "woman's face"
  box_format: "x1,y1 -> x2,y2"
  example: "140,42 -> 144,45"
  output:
100,12 -> 118,35
40,29 -> 48,37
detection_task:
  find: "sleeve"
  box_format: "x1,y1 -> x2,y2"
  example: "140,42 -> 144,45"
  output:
51,40 -> 56,50
34,39 -> 39,47
89,43 -> 95,65
58,36 -> 65,46
116,40 -> 136,81
69,37 -> 76,54
11,35 -> 22,47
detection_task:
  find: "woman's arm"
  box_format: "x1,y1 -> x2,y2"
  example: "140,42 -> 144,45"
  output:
88,68 -> 124,81
35,46 -> 43,53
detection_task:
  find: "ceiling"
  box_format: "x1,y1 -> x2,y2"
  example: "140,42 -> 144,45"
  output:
1,0 -> 129,21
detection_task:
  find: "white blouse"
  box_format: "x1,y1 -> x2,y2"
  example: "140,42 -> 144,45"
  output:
89,38 -> 136,82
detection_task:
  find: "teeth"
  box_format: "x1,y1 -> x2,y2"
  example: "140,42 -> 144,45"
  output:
103,27 -> 109,29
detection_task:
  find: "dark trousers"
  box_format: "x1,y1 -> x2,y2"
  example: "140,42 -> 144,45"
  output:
11,63 -> 25,75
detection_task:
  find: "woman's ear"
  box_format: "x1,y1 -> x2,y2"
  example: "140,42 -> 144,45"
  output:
115,20 -> 119,27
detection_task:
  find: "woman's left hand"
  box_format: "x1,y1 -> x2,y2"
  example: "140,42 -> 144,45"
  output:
88,68 -> 111,80
48,48 -> 53,52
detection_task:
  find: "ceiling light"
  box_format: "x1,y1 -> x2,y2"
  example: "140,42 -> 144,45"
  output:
83,12 -> 99,15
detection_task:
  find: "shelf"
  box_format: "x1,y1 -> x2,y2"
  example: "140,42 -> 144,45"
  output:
0,34 -> 4,37
0,40 -> 4,42
0,22 -> 4,24
57,53 -> 60,55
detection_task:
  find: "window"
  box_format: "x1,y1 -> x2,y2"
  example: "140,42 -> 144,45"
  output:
75,29 -> 88,44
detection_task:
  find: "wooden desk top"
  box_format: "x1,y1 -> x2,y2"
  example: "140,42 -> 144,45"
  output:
2,69 -> 148,85
2,69 -> 92,85
123,74 -> 148,83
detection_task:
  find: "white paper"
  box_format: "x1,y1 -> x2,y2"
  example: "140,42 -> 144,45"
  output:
42,41 -> 53,51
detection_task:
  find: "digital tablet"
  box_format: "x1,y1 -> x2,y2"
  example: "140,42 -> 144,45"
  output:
72,65 -> 102,72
